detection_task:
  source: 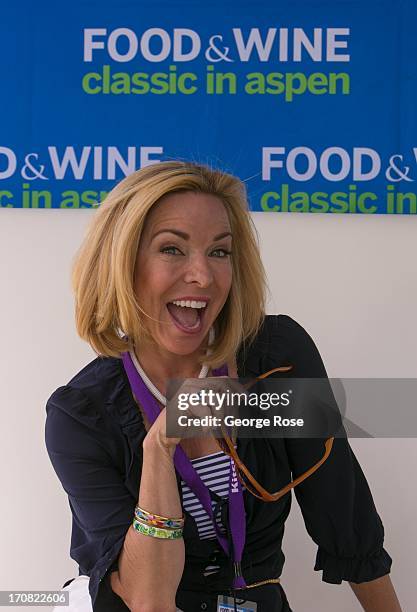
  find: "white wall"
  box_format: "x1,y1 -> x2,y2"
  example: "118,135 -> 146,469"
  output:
1,209 -> 415,610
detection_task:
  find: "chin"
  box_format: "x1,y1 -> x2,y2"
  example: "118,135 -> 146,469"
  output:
168,339 -> 204,356
152,331 -> 201,356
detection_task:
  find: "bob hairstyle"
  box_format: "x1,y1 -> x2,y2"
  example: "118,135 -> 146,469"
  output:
72,160 -> 268,369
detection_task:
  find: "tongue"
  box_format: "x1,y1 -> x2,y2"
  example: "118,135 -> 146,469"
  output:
167,303 -> 199,328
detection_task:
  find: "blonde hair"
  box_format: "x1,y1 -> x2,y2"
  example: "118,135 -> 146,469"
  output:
72,160 -> 267,368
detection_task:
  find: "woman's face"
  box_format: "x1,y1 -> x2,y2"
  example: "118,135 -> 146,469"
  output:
134,191 -> 233,357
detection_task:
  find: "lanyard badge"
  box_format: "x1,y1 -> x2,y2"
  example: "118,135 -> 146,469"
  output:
217,595 -> 257,611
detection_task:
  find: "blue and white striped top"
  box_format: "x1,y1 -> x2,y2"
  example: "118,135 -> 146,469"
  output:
180,450 -> 231,540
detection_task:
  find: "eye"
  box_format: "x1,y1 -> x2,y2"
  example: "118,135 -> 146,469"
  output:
211,248 -> 232,258
160,245 -> 182,255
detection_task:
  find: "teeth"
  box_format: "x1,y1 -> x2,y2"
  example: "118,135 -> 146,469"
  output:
172,300 -> 207,308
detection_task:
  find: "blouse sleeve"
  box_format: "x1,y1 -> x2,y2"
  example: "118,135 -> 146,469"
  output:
276,315 -> 392,584
45,384 -> 133,610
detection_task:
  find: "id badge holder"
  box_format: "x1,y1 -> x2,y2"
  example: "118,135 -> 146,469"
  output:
217,594 -> 257,611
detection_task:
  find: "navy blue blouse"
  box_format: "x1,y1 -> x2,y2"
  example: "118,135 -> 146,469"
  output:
45,315 -> 392,610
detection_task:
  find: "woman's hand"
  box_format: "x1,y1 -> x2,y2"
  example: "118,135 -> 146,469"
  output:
143,375 -> 247,457
143,406 -> 181,458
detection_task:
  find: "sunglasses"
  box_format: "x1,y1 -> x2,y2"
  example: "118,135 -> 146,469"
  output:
215,366 -> 335,502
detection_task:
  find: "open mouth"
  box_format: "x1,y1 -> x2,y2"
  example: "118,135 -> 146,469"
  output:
166,300 -> 208,334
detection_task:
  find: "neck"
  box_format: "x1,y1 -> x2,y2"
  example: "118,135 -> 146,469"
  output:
133,342 -> 208,395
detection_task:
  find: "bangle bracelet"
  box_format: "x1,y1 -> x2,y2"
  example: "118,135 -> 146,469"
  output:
132,517 -> 183,539
135,505 -> 184,523
134,506 -> 184,529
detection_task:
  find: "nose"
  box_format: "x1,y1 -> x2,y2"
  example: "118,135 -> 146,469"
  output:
183,253 -> 214,287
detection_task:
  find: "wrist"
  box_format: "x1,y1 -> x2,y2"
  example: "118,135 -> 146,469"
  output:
143,432 -> 177,459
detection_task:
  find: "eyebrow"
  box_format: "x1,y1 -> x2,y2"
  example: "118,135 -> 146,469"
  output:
151,229 -> 232,241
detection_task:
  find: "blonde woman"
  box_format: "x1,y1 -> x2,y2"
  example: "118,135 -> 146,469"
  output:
45,161 -> 400,611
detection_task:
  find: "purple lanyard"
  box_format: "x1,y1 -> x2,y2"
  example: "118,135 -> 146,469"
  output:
122,352 -> 246,589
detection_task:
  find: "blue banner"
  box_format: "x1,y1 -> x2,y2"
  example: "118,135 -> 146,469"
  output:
1,0 -> 416,213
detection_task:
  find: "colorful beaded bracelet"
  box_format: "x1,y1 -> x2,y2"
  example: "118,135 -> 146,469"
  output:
134,506 -> 184,530
132,517 -> 183,539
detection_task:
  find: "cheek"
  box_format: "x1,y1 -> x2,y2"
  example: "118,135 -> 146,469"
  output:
135,261 -> 176,304
217,264 -> 233,294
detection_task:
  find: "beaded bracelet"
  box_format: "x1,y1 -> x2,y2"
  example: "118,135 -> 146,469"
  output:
132,517 -> 183,539
134,506 -> 184,530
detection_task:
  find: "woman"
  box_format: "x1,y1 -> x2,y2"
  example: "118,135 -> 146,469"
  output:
45,161 -> 401,611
